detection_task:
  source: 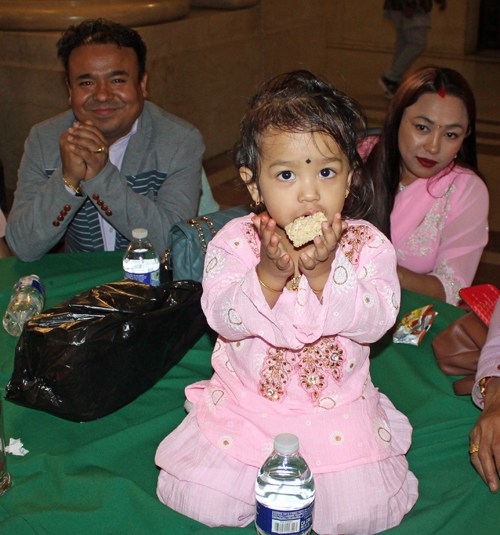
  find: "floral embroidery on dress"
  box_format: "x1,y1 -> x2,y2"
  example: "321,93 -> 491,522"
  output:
318,395 -> 339,410
217,435 -> 233,449
345,358 -> 356,373
339,225 -> 375,266
331,254 -> 357,294
259,347 -> 294,402
398,184 -> 455,260
208,386 -> 227,414
205,249 -> 224,277
243,222 -> 260,259
259,337 -> 345,404
373,417 -> 392,448
330,431 -> 345,445
434,258 -> 462,305
229,237 -> 243,250
222,301 -> 246,332
363,292 -> 375,308
333,265 -> 349,285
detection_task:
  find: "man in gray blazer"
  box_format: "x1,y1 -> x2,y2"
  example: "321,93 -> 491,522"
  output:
6,19 -> 204,262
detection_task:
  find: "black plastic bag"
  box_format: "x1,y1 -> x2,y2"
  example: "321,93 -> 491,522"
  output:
5,280 -> 207,422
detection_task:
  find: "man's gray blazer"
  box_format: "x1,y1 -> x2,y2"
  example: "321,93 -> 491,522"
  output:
6,101 -> 204,261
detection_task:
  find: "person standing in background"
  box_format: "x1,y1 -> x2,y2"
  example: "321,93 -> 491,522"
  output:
379,0 -> 447,98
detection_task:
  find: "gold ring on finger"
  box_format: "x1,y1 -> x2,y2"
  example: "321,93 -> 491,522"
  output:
469,443 -> 480,454
93,146 -> 105,154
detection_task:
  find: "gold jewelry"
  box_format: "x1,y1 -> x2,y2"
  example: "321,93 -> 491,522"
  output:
289,275 -> 301,291
63,177 -> 82,196
469,443 -> 479,455
345,189 -> 350,199
479,376 -> 494,398
258,275 -> 283,294
311,287 -> 323,294
93,146 -> 105,154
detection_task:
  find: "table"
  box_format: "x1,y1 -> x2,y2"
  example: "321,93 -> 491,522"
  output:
0,252 -> 498,534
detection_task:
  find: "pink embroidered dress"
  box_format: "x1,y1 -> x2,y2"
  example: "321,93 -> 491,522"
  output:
392,169 -> 489,305
360,136 -> 489,305
156,215 -> 418,535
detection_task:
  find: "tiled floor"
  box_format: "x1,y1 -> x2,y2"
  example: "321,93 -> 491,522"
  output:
205,52 -> 500,290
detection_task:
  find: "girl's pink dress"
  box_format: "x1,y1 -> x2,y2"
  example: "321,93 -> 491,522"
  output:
360,136 -> 489,305
155,215 -> 418,535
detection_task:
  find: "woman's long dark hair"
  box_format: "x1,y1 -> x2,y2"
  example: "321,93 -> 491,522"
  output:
363,65 -> 480,238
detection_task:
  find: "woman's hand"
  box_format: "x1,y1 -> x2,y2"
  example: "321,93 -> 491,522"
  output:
299,213 -> 346,293
470,377 -> 500,492
397,265 -> 447,302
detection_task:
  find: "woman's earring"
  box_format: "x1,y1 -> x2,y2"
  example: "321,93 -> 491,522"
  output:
345,189 -> 350,199
250,199 -> 263,209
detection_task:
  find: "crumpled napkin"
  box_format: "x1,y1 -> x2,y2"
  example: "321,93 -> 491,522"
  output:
5,438 -> 29,456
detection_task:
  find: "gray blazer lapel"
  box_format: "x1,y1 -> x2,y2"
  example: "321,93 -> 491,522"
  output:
121,103 -> 153,180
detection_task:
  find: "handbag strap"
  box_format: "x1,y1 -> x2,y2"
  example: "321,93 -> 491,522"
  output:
198,216 -> 217,237
188,216 -> 218,256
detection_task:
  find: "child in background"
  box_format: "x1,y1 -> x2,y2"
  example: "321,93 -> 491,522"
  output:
155,71 -> 418,535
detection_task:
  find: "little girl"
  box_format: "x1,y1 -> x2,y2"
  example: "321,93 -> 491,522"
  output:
155,71 -> 418,535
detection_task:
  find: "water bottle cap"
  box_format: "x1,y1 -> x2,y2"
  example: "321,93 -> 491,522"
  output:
132,228 -> 148,239
274,433 -> 299,455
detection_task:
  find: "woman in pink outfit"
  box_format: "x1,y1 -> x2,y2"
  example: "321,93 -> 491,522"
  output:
362,66 -> 489,305
155,71 -> 418,535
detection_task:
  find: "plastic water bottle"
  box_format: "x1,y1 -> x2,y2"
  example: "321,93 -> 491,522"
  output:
3,275 -> 46,337
123,228 -> 160,286
255,433 -> 315,535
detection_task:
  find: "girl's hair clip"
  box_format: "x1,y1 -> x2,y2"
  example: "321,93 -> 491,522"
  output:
438,86 -> 446,99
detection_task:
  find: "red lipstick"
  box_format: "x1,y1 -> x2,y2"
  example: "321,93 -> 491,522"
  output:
416,157 -> 438,168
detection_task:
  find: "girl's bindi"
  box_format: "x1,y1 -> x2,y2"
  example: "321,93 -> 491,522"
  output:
306,159 -> 311,164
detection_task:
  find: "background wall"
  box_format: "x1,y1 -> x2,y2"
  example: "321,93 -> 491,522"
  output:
0,0 -> 326,197
0,0 -> 491,203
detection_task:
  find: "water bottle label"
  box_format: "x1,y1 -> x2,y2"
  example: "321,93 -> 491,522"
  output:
124,269 -> 160,286
14,278 -> 46,299
256,501 -> 314,535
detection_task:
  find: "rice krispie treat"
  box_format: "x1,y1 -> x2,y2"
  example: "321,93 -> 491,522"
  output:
285,212 -> 328,247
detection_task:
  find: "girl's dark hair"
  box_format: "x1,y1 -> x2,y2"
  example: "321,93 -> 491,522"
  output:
234,70 -> 372,221
57,18 -> 147,80
364,65 -> 480,237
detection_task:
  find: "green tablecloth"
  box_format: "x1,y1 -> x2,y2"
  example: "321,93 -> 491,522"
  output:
0,252 -> 497,534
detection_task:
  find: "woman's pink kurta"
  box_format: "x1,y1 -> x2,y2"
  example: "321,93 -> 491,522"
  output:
360,137 -> 489,305
156,215 -> 418,534
392,168 -> 489,305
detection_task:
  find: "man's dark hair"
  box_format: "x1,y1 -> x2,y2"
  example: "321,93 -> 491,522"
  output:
57,18 -> 147,80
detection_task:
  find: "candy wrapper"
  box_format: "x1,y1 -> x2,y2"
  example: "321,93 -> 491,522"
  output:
393,305 -> 437,346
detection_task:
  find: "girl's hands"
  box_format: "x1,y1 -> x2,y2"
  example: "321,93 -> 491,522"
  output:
253,214 -> 294,289
252,212 -> 346,299
299,213 -> 346,290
